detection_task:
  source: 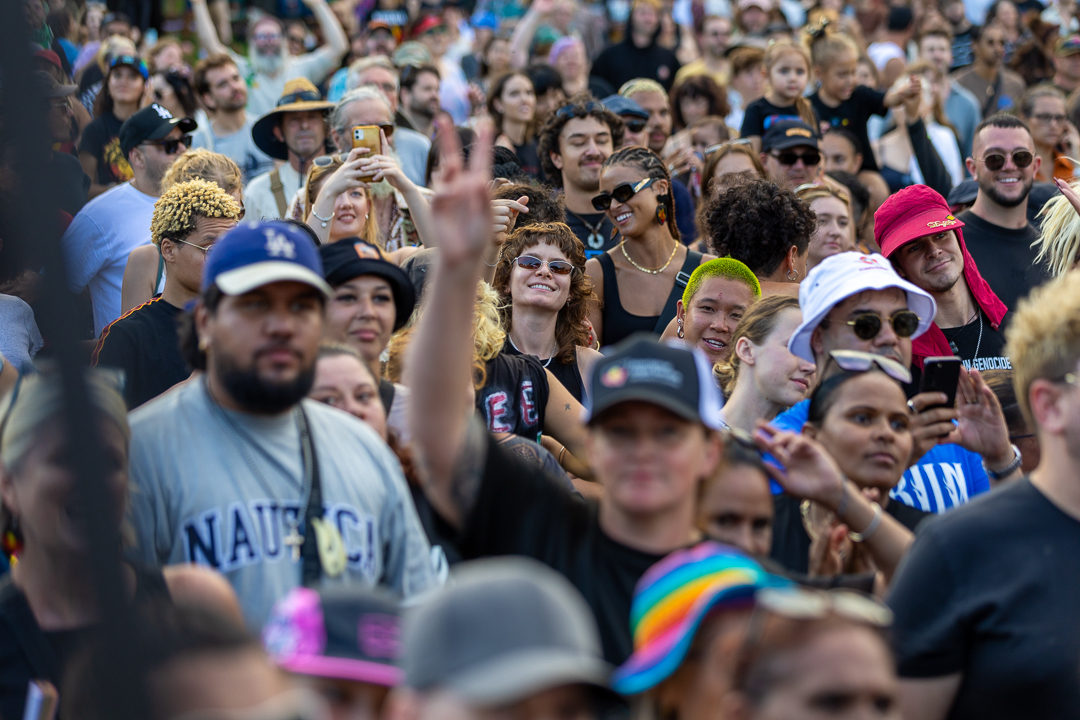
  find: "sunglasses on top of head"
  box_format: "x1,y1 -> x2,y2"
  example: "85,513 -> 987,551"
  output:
143,134 -> 192,155
976,150 -> 1034,171
514,255 -> 575,275
591,177 -> 657,211
770,149 -> 821,166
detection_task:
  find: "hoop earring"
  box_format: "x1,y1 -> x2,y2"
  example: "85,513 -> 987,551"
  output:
787,268 -> 799,282
677,317 -> 684,338
655,204 -> 667,225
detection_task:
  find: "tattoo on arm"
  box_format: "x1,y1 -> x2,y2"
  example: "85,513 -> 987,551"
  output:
449,416 -> 489,522
565,403 -> 571,411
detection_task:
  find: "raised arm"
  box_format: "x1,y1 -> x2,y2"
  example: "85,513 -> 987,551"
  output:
406,122 -> 496,528
508,0 -> 556,69
302,0 -> 349,63
363,132 -> 436,247
190,0 -> 229,57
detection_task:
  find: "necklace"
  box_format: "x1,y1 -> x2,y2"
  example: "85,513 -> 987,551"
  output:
566,209 -> 607,250
943,310 -> 983,360
508,333 -> 555,367
620,238 -> 679,275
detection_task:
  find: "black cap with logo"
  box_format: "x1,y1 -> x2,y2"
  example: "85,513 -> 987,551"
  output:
761,119 -> 818,152
584,333 -> 724,428
118,103 -> 198,159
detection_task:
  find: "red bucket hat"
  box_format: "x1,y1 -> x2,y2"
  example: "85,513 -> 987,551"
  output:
875,184 -> 964,258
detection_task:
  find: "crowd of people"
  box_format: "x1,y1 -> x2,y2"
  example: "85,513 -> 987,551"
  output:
8,0 -> 1080,716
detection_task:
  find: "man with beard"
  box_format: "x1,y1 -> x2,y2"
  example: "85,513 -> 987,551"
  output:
958,114 -> 1051,310
537,97 -> 625,258
246,79 -> 333,220
190,0 -> 348,118
127,220 -> 441,630
397,63 -> 441,138
62,103 -> 195,337
191,54 -> 276,183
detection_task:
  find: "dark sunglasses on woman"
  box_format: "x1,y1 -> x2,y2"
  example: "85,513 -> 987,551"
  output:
844,310 -> 921,342
514,255 -> 575,275
977,150 -> 1034,171
591,177 -> 657,211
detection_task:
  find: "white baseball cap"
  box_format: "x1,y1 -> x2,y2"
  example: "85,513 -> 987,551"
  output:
787,252 -> 937,363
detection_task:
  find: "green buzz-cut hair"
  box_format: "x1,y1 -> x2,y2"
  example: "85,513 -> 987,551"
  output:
682,258 -> 762,307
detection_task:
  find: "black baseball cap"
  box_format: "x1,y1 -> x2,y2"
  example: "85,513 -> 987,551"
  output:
319,240 -> 416,331
584,333 -> 724,428
118,103 -> 198,159
761,119 -> 818,152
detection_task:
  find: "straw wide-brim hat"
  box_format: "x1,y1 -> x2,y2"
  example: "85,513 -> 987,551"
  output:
252,78 -> 335,160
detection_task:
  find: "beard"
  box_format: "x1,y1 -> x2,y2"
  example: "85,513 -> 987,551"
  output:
978,173 -> 1033,208
250,44 -> 287,76
215,349 -> 316,414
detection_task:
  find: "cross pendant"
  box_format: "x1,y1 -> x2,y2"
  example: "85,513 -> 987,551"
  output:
284,523 -> 304,562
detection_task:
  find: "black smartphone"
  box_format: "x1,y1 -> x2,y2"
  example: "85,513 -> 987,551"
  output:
920,356 -> 962,410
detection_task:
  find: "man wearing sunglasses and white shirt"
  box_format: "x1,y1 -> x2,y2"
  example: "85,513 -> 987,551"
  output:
957,113 -> 1052,311
767,251 -> 1021,573
61,103 -> 196,337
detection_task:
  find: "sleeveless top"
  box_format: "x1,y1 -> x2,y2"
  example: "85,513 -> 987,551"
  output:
0,562 -> 171,720
476,353 -> 551,442
597,248 -> 703,346
502,342 -> 587,403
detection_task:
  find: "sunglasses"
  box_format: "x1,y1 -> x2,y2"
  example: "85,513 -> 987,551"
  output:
591,177 -> 657,211
704,138 -> 752,156
143,134 -> 192,155
827,349 -> 912,385
770,149 -> 821,166
843,310 -> 921,342
977,150 -> 1034,171
514,254 -> 575,275
624,117 -> 647,133
555,101 -> 602,120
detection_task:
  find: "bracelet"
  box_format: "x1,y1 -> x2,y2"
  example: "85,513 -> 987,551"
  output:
848,502 -> 883,543
311,209 -> 335,228
558,446 -> 567,465
983,443 -> 1022,480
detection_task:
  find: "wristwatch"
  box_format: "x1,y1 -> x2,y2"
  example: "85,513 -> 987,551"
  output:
983,443 -> 1022,480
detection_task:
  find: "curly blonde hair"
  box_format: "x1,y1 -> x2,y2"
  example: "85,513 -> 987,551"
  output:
161,149 -> 243,196
151,179 -> 242,247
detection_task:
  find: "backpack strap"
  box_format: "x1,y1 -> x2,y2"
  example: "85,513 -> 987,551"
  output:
269,168 -> 288,218
653,250 -> 702,334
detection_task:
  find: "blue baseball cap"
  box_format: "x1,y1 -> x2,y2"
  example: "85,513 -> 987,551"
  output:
202,221 -> 333,297
601,94 -> 649,120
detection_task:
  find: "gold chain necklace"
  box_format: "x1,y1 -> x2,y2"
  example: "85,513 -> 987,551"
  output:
620,238 -> 679,275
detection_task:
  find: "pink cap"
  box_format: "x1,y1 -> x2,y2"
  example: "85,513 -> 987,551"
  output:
875,185 -> 964,259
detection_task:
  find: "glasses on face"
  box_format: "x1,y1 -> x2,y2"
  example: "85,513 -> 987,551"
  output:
1033,113 -> 1067,124
827,349 -> 912,385
843,309 -> 921,342
514,254 -> 575,275
770,149 -> 821,166
624,117 -> 647,133
254,32 -> 282,42
144,134 -> 192,155
555,101 -> 603,120
977,150 -> 1034,171
591,177 -> 657,211
704,138 -> 752,156
175,238 -> 215,255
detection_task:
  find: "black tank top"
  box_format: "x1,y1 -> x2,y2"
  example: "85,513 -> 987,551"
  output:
502,342 -> 587,403
597,249 -> 703,346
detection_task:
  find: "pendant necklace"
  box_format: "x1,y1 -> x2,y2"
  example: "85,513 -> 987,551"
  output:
566,209 -> 607,250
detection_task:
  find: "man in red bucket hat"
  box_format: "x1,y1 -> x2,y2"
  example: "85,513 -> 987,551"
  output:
875,184 -> 1011,374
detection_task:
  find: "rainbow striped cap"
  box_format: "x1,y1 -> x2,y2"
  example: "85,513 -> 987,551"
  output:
612,542 -> 789,695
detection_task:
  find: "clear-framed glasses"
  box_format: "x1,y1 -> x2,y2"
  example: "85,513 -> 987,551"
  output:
175,238 -> 215,255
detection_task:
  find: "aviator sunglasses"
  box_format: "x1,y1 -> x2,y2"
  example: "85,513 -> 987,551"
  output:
843,309 -> 921,342
591,177 -> 657,211
514,255 -> 575,275
976,150 -> 1034,171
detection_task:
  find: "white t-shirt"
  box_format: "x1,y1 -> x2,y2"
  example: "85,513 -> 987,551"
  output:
232,49 -> 340,119
244,161 -> 303,221
190,112 -> 276,185
61,182 -> 156,336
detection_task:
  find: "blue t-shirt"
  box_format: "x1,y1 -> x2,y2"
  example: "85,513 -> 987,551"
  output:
769,400 -> 990,513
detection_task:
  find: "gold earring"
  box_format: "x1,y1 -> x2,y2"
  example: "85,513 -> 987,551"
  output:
198,337 -> 208,351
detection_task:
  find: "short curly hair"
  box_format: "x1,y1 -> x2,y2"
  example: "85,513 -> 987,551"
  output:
151,179 -> 242,248
536,93 -> 626,187
702,179 -> 815,277
491,222 -> 595,365
161,149 -> 242,196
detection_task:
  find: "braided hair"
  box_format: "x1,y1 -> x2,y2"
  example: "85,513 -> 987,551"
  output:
601,146 -> 680,241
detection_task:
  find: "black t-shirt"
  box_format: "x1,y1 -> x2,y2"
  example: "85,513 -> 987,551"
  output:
92,296 -> 189,409
513,140 -> 542,181
565,208 -> 617,259
48,150 -> 89,216
939,310 -> 1012,373
810,86 -> 887,171
739,97 -> 817,139
459,434 -> 667,664
770,494 -> 930,574
591,40 -> 681,92
957,211 -> 1050,311
78,112 -> 133,186
888,479 -> 1080,718
502,342 -> 586,403
476,353 -> 550,442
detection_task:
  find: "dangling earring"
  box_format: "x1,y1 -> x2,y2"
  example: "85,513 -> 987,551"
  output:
2,515 -> 23,558
787,268 -> 799,282
677,317 -> 685,338
655,203 -> 667,225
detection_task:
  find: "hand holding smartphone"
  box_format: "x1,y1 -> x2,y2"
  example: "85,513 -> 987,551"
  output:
351,126 -> 383,182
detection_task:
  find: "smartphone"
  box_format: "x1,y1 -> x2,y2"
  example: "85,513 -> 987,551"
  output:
351,126 -> 382,182
920,356 -> 962,410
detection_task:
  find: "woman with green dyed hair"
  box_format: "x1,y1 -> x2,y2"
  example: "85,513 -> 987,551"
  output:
662,257 -> 762,367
